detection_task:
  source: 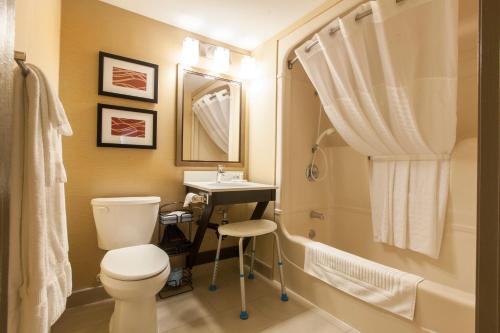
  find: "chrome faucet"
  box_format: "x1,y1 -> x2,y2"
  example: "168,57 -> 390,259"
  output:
216,164 -> 225,183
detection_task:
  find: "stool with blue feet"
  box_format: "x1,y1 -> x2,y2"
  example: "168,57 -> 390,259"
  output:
209,219 -> 288,320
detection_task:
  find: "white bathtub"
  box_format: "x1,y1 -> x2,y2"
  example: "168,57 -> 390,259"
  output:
274,212 -> 475,333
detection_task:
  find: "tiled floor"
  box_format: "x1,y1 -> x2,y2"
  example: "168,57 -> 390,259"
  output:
52,259 -> 354,333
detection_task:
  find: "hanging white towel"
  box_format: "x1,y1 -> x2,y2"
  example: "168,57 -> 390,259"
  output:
304,241 -> 423,320
8,64 -> 73,333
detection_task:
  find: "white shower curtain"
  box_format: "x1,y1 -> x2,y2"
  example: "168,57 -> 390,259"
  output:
296,0 -> 458,258
193,90 -> 231,153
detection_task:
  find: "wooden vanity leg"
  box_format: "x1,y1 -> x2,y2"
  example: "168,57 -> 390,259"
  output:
187,201 -> 214,269
250,201 -> 269,220
243,201 -> 269,250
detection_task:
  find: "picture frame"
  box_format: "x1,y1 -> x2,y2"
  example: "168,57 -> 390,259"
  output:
98,51 -> 159,103
97,104 -> 157,149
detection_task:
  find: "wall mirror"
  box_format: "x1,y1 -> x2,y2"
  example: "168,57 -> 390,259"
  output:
176,65 -> 243,166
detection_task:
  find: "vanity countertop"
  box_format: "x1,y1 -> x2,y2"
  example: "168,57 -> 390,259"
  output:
184,181 -> 278,193
184,170 -> 277,193
183,171 -> 277,268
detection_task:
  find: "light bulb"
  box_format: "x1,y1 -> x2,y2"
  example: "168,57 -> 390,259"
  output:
213,46 -> 230,72
181,37 -> 199,65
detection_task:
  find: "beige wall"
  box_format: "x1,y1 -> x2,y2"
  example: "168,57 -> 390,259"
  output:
15,0 -> 61,88
60,0 -> 250,290
246,39 -> 280,267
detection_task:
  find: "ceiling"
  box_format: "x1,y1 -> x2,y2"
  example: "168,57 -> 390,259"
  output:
99,0 -> 327,50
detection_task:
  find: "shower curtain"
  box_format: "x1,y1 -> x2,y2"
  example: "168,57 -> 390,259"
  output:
192,90 -> 231,153
296,0 -> 458,258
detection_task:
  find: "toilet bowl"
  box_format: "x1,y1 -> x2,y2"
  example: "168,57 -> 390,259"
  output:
100,244 -> 170,333
91,196 -> 169,333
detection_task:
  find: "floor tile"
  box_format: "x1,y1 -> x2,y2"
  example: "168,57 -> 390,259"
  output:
167,303 -> 276,333
51,259 -> 353,333
258,309 -> 348,333
51,299 -> 113,333
247,294 -> 312,322
157,291 -> 217,332
193,273 -> 271,313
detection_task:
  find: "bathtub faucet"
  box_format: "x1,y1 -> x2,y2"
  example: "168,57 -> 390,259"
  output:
310,210 -> 325,220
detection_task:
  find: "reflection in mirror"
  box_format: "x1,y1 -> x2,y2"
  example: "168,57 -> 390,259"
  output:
178,66 -> 242,164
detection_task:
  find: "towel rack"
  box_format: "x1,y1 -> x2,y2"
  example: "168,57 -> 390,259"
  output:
14,50 -> 29,76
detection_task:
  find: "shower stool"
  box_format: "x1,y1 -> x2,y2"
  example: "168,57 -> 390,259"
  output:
208,219 -> 288,320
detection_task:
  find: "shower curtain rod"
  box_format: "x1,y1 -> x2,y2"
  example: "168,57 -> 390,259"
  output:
287,0 -> 405,69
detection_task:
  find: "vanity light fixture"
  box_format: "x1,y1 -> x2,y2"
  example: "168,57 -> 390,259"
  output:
240,55 -> 256,79
182,37 -> 200,65
213,46 -> 230,72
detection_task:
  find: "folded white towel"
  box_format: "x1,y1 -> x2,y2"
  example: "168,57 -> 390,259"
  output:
304,241 -> 423,320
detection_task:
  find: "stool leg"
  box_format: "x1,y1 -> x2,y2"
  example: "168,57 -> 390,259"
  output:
273,232 -> 288,301
209,234 -> 223,291
248,236 -> 256,280
238,238 -> 248,320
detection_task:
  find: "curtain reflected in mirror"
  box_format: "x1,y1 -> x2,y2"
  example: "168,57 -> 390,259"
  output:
177,66 -> 242,165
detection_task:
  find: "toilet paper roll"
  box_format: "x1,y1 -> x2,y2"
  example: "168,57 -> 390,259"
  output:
183,193 -> 197,208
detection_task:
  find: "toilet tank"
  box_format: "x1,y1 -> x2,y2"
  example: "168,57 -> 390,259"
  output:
91,196 -> 161,250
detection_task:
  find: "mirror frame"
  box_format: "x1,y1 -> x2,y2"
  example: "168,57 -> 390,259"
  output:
175,64 -> 245,167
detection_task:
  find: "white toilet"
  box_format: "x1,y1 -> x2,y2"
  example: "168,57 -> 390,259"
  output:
91,196 -> 170,333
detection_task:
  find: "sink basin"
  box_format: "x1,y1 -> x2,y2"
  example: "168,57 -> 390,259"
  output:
206,182 -> 250,187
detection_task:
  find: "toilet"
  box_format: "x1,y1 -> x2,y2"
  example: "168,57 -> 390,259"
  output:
91,196 -> 170,333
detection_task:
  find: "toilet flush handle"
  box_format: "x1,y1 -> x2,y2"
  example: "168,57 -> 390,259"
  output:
94,206 -> 110,214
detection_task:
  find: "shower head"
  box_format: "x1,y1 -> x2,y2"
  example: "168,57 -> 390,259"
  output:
315,128 -> 336,146
312,128 -> 336,154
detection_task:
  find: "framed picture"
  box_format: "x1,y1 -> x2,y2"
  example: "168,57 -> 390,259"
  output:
97,104 -> 157,149
98,51 -> 159,103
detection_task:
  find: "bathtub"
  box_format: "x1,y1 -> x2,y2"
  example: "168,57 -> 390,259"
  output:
274,210 -> 475,333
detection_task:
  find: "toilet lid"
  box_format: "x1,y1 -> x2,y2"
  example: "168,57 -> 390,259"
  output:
101,244 -> 169,281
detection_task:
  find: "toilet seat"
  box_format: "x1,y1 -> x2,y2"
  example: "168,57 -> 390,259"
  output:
101,244 -> 169,281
